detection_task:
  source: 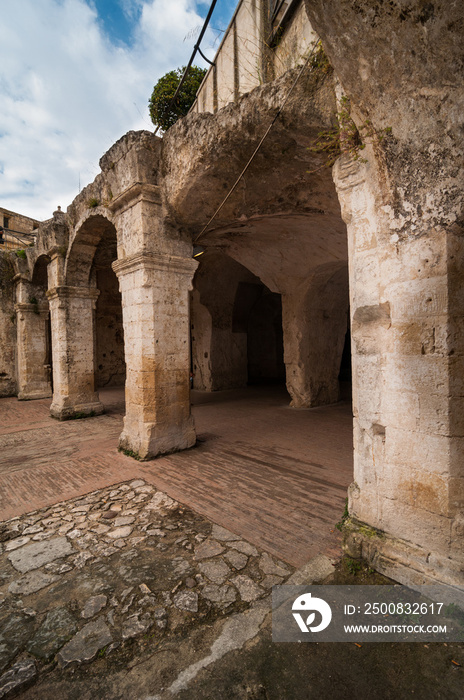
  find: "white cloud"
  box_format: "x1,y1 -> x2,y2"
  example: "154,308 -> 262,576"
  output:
0,0 -> 212,220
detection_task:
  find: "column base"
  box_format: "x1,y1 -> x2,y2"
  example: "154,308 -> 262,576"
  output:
119,416 -> 196,460
343,517 -> 464,589
18,389 -> 53,400
50,400 -> 105,420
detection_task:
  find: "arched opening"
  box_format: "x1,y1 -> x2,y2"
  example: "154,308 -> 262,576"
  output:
31,255 -> 52,391
91,227 -> 125,393
191,250 -> 288,397
49,214 -> 124,420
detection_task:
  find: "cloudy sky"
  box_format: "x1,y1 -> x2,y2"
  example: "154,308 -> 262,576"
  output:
1,0 -> 235,221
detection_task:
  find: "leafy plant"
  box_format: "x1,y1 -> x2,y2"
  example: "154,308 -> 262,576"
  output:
29,297 -> 40,314
307,40 -> 333,80
309,96 -> 392,170
119,447 -> 141,461
87,197 -> 100,208
148,65 -> 207,132
15,249 -> 27,259
345,557 -> 362,575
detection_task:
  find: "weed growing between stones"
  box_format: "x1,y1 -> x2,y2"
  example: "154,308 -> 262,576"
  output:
29,297 -> 40,315
119,448 -> 141,461
308,95 -> 392,171
335,497 -> 349,532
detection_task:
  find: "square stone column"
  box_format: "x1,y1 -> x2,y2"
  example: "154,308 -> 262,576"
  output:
15,302 -> 52,400
47,286 -> 104,419
282,266 -> 349,408
333,155 -> 464,588
113,252 -> 198,459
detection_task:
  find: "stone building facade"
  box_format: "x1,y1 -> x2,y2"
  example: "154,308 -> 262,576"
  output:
0,207 -> 40,250
0,1 -> 463,591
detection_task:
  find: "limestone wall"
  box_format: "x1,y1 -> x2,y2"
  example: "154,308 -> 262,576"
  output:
273,2 -> 317,77
0,207 -> 40,251
95,268 -> 125,388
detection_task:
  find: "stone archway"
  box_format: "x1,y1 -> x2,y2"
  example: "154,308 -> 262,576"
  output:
15,253 -> 53,400
47,213 -> 120,419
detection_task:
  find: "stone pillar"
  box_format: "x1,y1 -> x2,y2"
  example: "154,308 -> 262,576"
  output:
113,252 -> 198,459
15,302 -> 52,400
47,286 -> 104,419
282,268 -> 349,408
334,155 -> 464,588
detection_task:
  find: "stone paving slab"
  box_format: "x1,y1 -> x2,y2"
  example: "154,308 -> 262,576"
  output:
0,479 -> 294,696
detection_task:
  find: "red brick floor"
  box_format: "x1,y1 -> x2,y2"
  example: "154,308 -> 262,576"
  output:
0,385 -> 353,567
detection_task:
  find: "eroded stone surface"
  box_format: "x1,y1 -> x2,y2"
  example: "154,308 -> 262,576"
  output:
4,537 -> 31,552
27,608 -> 77,660
259,552 -> 290,577
0,658 -> 36,698
121,613 -> 152,640
173,591 -> 199,613
0,614 -> 35,672
229,541 -> 259,557
81,595 -> 108,619
232,575 -> 264,602
199,559 -> 231,584
7,538 -> 73,573
106,526 -> 133,539
194,539 -> 225,560
211,525 -> 241,542
8,571 -> 60,596
57,618 -> 112,668
224,550 -> 248,570
200,584 -> 236,607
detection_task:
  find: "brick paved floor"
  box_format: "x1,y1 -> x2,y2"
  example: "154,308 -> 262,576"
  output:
0,385 -> 353,567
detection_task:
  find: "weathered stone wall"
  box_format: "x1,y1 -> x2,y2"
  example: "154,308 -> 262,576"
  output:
191,251 -> 263,391
273,1 -> 317,77
0,207 -> 40,233
95,268 -> 125,388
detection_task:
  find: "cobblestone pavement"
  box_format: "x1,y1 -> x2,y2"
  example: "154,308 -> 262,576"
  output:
0,478 -> 294,698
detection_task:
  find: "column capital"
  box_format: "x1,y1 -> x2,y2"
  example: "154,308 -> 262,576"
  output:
107,183 -> 161,214
15,302 -> 49,318
112,252 -> 198,279
46,286 -> 100,302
